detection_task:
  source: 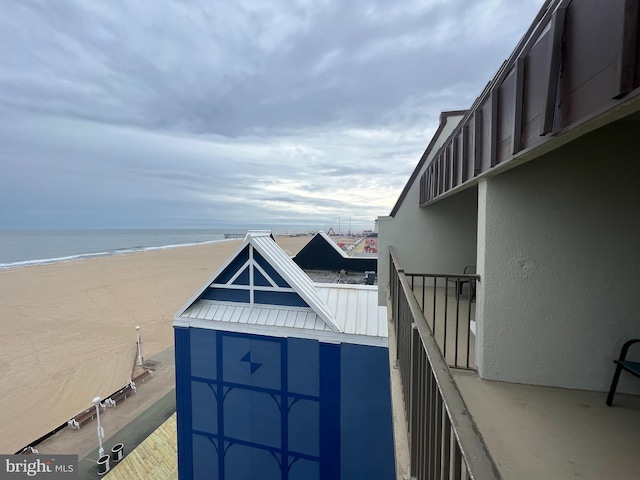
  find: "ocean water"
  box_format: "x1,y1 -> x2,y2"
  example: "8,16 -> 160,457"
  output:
0,229 -> 243,269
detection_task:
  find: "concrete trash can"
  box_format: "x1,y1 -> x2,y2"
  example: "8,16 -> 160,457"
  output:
111,443 -> 124,463
97,454 -> 110,476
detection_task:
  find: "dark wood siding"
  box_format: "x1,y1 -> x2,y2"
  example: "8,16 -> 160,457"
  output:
522,30 -> 551,150
418,0 -> 640,206
497,68 -> 516,164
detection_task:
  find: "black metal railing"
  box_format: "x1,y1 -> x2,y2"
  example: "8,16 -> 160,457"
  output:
405,271 -> 478,370
390,251 -> 478,369
389,247 -> 500,480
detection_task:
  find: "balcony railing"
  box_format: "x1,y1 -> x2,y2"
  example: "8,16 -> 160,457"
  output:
405,271 -> 477,370
389,247 -> 499,480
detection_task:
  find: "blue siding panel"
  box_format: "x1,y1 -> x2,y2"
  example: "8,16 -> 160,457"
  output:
225,444 -> 282,480
254,290 -> 309,308
201,287 -> 250,303
254,250 -> 290,288
232,266 -> 250,285
175,327 -> 194,480
190,328 -> 216,380
192,434 -> 219,480
287,338 -> 319,397
182,328 -> 391,480
340,344 -> 396,480
224,388 -> 282,448
222,335 -> 282,390
288,399 -> 319,456
319,342 -> 341,480
191,381 -> 218,434
253,267 -> 271,286
213,245 -> 249,284
289,458 -> 320,480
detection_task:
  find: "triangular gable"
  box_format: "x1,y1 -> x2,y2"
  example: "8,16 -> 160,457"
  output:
316,231 -> 349,258
176,231 -> 342,332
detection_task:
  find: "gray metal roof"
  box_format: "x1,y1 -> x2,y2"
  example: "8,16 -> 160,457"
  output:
316,284 -> 387,338
174,231 -> 387,346
175,230 -> 341,332
180,302 -> 331,331
249,231 -> 341,331
176,284 -> 387,346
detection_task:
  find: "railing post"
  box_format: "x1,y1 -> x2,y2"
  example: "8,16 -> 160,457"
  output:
409,323 -> 419,478
387,246 -> 498,480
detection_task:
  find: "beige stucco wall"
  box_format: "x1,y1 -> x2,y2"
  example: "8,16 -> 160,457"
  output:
378,114 -> 478,305
476,119 -> 640,392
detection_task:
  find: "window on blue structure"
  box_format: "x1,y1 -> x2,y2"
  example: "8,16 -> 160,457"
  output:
201,287 -> 250,303
253,251 -> 290,287
232,266 -> 250,286
254,290 -> 309,307
253,267 -> 272,287
213,245 -> 249,284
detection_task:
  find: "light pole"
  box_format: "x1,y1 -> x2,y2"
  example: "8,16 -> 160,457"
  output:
136,325 -> 143,366
92,396 -> 104,457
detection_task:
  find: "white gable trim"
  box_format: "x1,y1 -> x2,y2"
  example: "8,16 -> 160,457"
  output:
249,234 -> 342,332
175,232 -> 342,333
174,316 -> 388,348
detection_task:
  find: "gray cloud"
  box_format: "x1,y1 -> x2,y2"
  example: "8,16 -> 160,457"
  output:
0,0 -> 544,229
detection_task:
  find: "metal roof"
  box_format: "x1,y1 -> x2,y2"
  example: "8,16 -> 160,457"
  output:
176,284 -> 387,346
180,302 -> 331,332
316,284 -> 387,338
174,232 -> 387,346
175,231 -> 341,333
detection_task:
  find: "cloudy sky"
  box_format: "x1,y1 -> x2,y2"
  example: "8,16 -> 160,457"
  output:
0,0 -> 544,231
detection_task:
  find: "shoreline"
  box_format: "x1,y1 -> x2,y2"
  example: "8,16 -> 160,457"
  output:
0,237 -> 240,271
0,235 -> 310,454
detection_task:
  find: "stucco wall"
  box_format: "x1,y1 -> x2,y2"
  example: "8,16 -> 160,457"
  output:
378,114 -> 478,305
378,186 -> 478,305
476,120 -> 640,392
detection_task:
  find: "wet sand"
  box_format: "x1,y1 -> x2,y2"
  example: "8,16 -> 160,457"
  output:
0,236 -> 309,453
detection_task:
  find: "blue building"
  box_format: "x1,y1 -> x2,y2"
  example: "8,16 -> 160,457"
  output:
173,231 -> 395,480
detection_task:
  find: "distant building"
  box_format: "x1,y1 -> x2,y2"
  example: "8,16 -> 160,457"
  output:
293,231 -> 377,273
174,231 -> 394,479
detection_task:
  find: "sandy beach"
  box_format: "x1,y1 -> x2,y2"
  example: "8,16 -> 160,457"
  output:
0,236 -> 310,454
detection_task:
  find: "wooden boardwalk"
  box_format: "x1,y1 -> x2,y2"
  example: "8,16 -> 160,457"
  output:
106,413 -> 177,480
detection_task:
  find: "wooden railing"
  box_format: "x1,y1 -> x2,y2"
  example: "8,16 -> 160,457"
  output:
389,247 -> 500,480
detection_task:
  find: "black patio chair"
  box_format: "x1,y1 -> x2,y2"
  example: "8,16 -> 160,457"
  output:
606,339 -> 640,406
448,265 -> 476,300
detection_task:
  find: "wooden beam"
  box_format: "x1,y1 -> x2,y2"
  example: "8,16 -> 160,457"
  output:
452,133 -> 460,187
461,124 -> 469,183
613,0 -> 640,98
541,5 -> 567,135
490,90 -> 499,166
445,143 -> 450,190
473,110 -> 482,176
512,57 -> 525,154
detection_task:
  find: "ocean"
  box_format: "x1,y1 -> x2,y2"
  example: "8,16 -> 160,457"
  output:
0,229 -> 245,269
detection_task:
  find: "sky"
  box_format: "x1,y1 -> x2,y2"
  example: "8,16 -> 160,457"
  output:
0,0 -> 545,231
